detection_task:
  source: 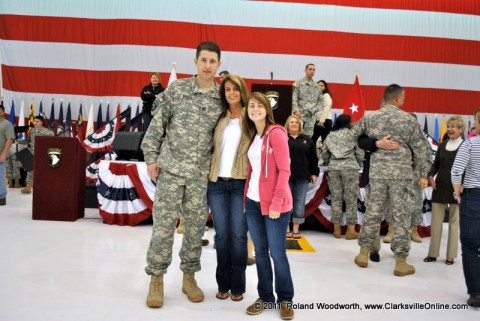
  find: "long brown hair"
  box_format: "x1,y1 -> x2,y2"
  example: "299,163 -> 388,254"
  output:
242,92 -> 276,141
219,74 -> 249,117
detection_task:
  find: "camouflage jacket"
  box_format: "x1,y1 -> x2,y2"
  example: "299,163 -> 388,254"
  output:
141,76 -> 222,178
29,127 -> 53,153
350,104 -> 431,179
322,128 -> 364,170
292,78 -> 323,117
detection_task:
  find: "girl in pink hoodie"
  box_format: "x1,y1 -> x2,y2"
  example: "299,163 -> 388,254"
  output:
242,92 -> 294,320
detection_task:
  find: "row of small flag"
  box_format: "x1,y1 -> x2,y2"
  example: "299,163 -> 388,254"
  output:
4,63 -> 180,139
6,100 -> 143,139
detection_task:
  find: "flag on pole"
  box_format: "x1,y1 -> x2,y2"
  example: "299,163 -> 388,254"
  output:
433,115 -> 440,143
58,101 -> 65,136
49,100 -> 55,130
423,116 -> 429,135
85,103 -> 95,138
8,101 -> 15,125
77,103 -> 84,140
28,100 -> 35,128
18,99 -> 25,126
168,63 -> 177,87
440,116 -> 447,142
17,99 -> 25,140
105,102 -> 111,124
65,102 -> 72,137
38,100 -> 47,127
116,103 -> 121,130
97,102 -> 103,130
342,75 -> 366,123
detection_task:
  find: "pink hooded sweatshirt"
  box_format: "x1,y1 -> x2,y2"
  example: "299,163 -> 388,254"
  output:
244,124 -> 293,215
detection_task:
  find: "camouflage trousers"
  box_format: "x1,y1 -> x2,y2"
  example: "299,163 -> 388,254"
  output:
363,185 -> 388,251
302,115 -> 316,137
327,169 -> 359,225
145,170 -> 208,276
26,148 -> 35,185
26,171 -> 33,185
359,178 -> 413,257
5,144 -> 26,180
5,159 -> 22,180
374,180 -> 422,227
410,178 -> 424,227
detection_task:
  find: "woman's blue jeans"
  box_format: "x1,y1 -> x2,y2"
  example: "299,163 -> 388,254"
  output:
459,189 -> 480,295
289,180 -> 309,224
245,198 -> 294,303
207,179 -> 247,294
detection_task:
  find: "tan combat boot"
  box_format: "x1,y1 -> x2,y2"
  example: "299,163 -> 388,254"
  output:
14,180 -> 22,188
146,275 -> 164,308
383,224 -> 394,243
21,184 -> 32,194
345,224 -> 359,240
411,226 -> 422,243
394,257 -> 415,276
354,247 -> 369,268
182,272 -> 204,302
333,224 -> 342,238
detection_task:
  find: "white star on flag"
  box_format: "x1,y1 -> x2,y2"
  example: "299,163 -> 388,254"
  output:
342,75 -> 366,123
349,103 -> 359,113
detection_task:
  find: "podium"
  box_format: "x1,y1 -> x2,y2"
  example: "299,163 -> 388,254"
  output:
32,136 -> 86,221
251,84 -> 293,127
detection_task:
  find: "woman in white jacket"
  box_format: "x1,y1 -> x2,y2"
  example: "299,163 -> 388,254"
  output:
312,80 -> 333,145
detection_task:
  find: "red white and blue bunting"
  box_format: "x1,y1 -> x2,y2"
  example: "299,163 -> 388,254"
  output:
80,119 -> 119,153
97,161 -> 155,226
96,161 -> 432,234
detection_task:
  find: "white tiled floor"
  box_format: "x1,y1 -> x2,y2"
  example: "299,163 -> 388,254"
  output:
0,187 -> 478,320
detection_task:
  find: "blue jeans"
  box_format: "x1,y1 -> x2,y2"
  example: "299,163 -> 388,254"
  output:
142,112 -> 153,132
289,180 -> 309,224
207,179 -> 247,294
0,162 -> 6,199
245,198 -> 294,303
459,189 -> 480,295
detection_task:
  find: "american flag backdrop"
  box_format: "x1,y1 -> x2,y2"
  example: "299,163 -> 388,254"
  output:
1,0 -> 479,129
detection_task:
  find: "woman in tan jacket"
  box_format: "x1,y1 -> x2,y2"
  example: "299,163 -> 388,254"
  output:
208,74 -> 250,301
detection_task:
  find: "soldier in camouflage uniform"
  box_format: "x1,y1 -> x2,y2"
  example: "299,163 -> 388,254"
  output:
292,64 -> 323,137
22,116 -> 53,194
1,103 -> 15,205
383,118 -> 431,244
141,41 -> 222,308
350,84 -> 431,276
321,114 -> 364,240
5,141 -> 27,187
409,116 -> 432,243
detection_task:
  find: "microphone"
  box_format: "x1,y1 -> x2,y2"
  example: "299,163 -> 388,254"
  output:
270,72 -> 273,85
